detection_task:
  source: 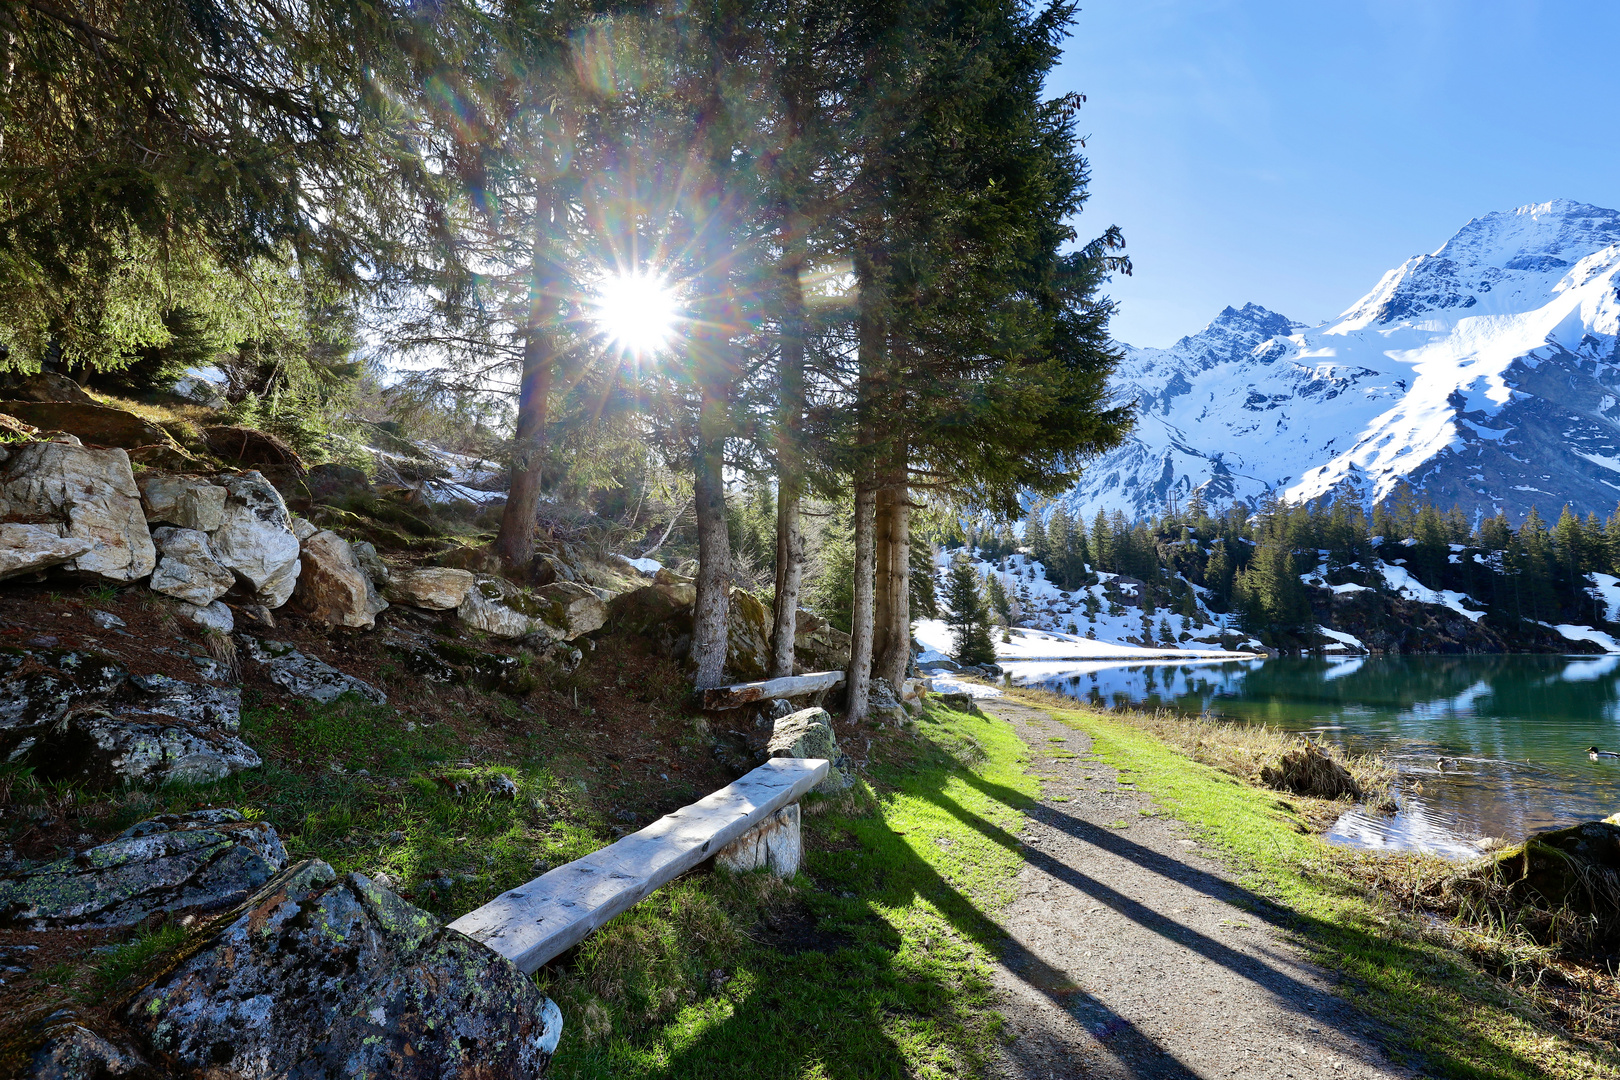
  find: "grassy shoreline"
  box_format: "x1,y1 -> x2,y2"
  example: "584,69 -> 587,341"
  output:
1011,690 -> 1620,1080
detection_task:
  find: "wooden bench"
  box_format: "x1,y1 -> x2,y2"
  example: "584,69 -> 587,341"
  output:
450,757 -> 829,974
700,669 -> 845,711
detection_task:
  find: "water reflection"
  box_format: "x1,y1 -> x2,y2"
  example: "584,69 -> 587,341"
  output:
1006,655 -> 1620,858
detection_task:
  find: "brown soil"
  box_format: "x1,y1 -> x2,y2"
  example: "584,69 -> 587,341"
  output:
979,697 -> 1418,1080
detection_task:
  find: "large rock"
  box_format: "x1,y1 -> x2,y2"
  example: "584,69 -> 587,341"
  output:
457,577 -> 563,640
243,637 -> 386,704
305,461 -> 373,502
201,424 -> 304,470
0,438 -> 156,582
605,581 -> 771,679
209,471 -> 301,608
535,579 -> 609,640
0,371 -> 94,403
0,400 -> 170,449
123,861 -> 562,1077
138,475 -> 226,533
0,524 -> 93,582
767,707 -> 853,792
0,650 -> 258,788
293,529 -> 388,629
148,527 -> 235,607
386,566 -> 474,610
0,809 -> 287,930
1463,819 -> 1620,938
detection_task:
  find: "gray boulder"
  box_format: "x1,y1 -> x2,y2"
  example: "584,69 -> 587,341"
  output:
179,599 -> 234,634
123,861 -> 562,1078
0,523 -> 93,582
138,475 -> 227,533
767,707 -> 853,792
148,527 -> 235,607
457,577 -> 561,640
242,637 -> 386,704
0,810 -> 287,930
0,437 -> 156,582
0,650 -> 259,789
209,472 -> 300,608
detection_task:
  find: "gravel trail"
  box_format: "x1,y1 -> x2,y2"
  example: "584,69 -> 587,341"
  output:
980,698 -> 1422,1080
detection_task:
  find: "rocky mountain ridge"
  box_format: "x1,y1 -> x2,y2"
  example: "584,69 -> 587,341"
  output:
1056,199 -> 1620,524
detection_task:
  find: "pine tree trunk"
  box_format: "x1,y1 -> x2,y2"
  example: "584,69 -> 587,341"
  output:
692,380 -> 732,689
495,190 -> 560,571
873,484 -> 895,676
846,265 -> 884,720
848,482 -> 876,719
876,478 -> 912,691
768,209 -> 809,679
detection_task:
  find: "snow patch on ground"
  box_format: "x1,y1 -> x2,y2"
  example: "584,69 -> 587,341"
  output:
928,674 -> 1004,699
914,618 -> 1252,663
1379,563 -> 1486,622
1548,623 -> 1620,653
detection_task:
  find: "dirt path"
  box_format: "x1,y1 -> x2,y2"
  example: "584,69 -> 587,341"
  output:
981,698 -> 1422,1080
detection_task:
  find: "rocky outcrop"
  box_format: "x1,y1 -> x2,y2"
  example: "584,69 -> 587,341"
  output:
0,437 -> 156,582
292,529 -> 387,629
242,637 -> 386,704
456,576 -> 568,640
138,475 -> 226,533
179,600 -> 234,633
122,861 -> 562,1078
0,810 -> 287,930
386,566 -> 474,610
209,471 -> 301,607
0,649 -> 258,788
536,580 -> 608,640
147,527 -> 235,607
0,524 -> 93,582
201,425 -> 304,471
866,677 -> 908,724
0,371 -> 94,403
0,400 -> 172,450
606,578 -> 776,680
766,707 -> 853,792
794,609 -> 852,674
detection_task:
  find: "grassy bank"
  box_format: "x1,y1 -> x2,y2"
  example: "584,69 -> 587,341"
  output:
1012,691 -> 1620,1080
543,702 -> 1037,1078
2,674 -> 1042,1078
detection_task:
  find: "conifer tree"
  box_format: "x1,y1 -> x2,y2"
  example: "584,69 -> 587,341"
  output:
943,562 -> 996,665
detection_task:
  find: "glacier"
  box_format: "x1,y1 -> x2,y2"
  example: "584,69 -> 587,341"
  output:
1059,199 -> 1620,524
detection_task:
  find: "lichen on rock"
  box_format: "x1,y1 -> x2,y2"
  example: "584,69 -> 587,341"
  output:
122,860 -> 562,1078
766,707 -> 853,792
0,810 -> 287,930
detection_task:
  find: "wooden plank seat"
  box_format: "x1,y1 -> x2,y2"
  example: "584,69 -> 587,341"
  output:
700,670 -> 846,711
449,757 -> 830,974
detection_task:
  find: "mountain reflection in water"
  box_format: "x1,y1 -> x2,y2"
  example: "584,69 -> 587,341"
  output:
1005,654 -> 1620,858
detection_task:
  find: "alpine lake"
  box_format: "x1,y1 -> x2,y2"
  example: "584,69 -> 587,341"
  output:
1005,654 -> 1620,858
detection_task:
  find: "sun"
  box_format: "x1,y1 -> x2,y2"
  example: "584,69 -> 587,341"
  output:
591,272 -> 679,357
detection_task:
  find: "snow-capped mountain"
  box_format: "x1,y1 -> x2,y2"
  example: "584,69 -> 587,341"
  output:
1058,200 -> 1620,523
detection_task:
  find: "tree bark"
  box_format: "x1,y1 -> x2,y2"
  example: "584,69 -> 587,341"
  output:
768,209 -> 809,679
495,188 -> 560,571
691,379 -> 732,689
846,266 -> 884,720
876,474 -> 912,691
847,481 -> 876,720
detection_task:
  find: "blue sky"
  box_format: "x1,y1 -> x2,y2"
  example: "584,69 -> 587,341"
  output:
1050,1 -> 1620,348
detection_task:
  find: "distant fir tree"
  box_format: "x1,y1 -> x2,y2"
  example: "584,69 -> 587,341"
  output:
984,571 -> 1012,625
944,563 -> 996,666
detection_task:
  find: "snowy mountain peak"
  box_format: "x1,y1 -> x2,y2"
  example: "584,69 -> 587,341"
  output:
1054,200 -> 1620,525
1433,199 -> 1620,271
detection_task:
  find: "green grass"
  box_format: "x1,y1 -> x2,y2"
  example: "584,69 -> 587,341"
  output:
1037,700 -> 1620,1080
543,703 -> 1038,1079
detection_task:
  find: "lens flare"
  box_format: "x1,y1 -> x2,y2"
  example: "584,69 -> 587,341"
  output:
591,272 -> 679,357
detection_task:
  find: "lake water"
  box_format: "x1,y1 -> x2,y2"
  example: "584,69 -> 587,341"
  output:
1005,654 -> 1620,858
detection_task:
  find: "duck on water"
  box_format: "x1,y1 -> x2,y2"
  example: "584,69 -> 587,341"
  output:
1588,746 -> 1619,761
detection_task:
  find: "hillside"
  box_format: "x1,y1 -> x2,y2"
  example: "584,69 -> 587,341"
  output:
1057,200 -> 1620,524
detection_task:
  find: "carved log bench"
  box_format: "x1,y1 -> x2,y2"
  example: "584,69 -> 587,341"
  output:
450,757 -> 829,974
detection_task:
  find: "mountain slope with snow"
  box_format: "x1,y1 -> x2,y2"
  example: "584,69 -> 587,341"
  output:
1059,200 -> 1620,523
